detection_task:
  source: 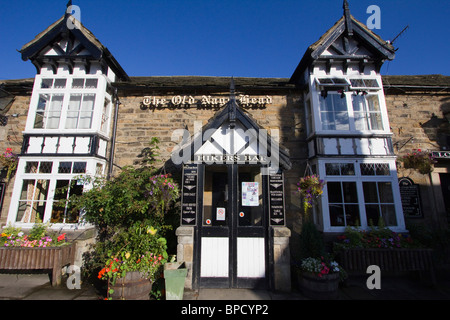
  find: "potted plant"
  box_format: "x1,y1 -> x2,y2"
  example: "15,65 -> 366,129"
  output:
399,149 -> 436,174
296,220 -> 346,299
97,221 -> 169,300
298,256 -> 345,300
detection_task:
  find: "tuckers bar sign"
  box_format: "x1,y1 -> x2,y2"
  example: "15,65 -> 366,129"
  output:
140,94 -> 273,110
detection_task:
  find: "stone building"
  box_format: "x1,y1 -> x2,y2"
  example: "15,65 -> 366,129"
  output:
0,2 -> 448,291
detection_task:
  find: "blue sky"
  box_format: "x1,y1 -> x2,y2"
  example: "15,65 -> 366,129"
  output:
0,0 -> 449,80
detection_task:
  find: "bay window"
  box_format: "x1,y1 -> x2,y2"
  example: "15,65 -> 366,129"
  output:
9,159 -> 102,225
322,160 -> 400,229
315,77 -> 386,133
29,76 -> 106,132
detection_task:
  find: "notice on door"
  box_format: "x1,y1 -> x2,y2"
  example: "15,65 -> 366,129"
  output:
242,182 -> 259,206
216,207 -> 226,221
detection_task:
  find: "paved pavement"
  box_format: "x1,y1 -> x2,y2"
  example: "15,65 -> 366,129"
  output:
1,272 -> 450,300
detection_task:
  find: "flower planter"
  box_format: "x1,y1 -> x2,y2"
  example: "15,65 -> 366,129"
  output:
298,272 -> 340,300
109,271 -> 153,300
337,248 -> 436,284
0,243 -> 75,286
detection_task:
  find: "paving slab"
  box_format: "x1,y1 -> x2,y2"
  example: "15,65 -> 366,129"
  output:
0,274 -> 50,300
0,273 -> 100,300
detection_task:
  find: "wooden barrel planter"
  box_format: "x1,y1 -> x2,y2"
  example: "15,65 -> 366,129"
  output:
109,271 -> 153,300
0,243 -> 75,286
299,272 -> 340,300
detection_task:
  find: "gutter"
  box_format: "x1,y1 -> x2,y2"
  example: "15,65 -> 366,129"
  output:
107,87 -> 120,180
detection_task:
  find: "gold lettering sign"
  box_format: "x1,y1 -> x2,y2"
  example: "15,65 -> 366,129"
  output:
140,95 -> 272,110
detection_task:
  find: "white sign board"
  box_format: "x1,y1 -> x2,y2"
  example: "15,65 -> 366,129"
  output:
242,182 -> 259,206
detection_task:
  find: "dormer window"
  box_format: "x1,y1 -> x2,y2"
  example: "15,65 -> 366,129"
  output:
315,77 -> 386,133
30,76 -> 103,131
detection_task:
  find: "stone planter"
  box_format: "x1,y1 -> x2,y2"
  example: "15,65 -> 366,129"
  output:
109,271 -> 153,300
0,243 -> 75,286
299,272 -> 340,300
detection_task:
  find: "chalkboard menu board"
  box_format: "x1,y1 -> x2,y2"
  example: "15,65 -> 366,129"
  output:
268,171 -> 285,225
181,164 -> 198,225
399,177 -> 423,218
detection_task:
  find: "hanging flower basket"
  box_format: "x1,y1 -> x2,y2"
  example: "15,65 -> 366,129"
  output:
0,148 -> 18,182
399,149 -> 436,174
297,175 -> 325,215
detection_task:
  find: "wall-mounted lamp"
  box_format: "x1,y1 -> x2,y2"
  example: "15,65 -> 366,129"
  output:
321,90 -> 328,98
337,89 -> 346,98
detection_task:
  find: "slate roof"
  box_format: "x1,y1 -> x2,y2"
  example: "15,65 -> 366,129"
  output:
289,2 -> 396,84
19,14 -> 129,82
1,75 -> 449,96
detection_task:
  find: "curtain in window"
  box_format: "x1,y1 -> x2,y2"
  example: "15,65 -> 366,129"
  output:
66,94 -> 95,129
352,95 -> 383,131
79,94 -> 95,129
46,94 -> 63,129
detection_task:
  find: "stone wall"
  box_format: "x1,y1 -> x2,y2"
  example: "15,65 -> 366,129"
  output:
385,90 -> 450,228
113,92 -> 307,230
0,95 -> 30,226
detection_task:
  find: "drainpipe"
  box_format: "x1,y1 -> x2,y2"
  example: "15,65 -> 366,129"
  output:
108,87 -> 120,180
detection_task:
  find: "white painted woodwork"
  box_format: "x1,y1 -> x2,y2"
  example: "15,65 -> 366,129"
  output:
200,237 -> 229,277
237,237 -> 265,278
195,122 -> 265,156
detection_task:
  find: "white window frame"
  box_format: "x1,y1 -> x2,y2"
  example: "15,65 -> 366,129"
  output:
310,75 -> 390,135
25,75 -> 111,135
316,159 -> 406,233
6,157 -> 106,230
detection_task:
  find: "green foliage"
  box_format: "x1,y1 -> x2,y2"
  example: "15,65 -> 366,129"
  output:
67,138 -> 180,293
28,222 -> 48,241
334,224 -> 423,251
298,221 -> 326,260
